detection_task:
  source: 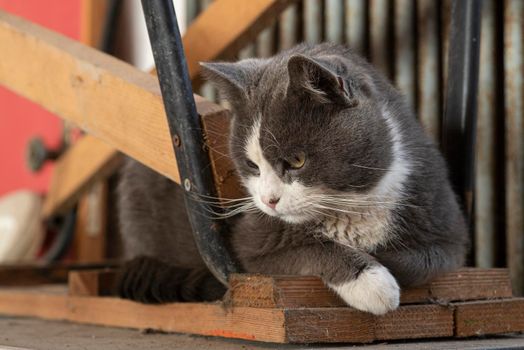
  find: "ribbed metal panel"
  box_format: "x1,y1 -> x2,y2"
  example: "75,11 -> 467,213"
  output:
475,0 -> 498,269
503,0 -> 523,295
394,0 -> 416,109
345,0 -> 366,55
417,0 -> 440,140
326,0 -> 344,43
304,0 -> 322,43
369,0 -> 391,77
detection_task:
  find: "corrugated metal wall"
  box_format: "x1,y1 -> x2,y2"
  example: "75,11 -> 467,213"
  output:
188,0 -> 524,295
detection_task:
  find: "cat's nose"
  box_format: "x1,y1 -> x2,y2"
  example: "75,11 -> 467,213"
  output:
262,196 -> 280,209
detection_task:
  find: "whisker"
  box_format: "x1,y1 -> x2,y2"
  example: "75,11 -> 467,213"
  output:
312,204 -> 368,216
315,197 -> 419,209
349,164 -> 389,171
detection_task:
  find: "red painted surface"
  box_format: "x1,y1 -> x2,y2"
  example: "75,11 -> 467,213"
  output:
0,0 -> 81,196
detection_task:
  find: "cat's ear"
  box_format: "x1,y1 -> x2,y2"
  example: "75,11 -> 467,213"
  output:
287,55 -> 358,107
200,59 -> 264,102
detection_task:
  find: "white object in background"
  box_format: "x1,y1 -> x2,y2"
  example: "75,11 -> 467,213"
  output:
118,0 -> 187,72
0,191 -> 43,263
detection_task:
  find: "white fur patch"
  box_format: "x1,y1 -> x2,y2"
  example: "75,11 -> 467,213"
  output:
244,117 -> 313,223
328,265 -> 400,315
372,106 -> 412,199
321,209 -> 391,251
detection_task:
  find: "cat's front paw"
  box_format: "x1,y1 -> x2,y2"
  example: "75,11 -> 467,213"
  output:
329,265 -> 400,315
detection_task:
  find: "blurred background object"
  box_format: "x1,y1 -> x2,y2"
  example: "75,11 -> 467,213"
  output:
0,190 -> 43,263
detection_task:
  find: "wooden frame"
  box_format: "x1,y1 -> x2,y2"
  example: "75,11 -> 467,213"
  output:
38,0 -> 296,218
0,10 -> 244,218
0,268 -> 522,344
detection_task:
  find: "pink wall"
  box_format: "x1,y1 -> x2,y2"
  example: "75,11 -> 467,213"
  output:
0,0 -> 81,196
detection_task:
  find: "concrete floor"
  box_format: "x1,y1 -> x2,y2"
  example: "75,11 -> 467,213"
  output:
1,317 -> 523,350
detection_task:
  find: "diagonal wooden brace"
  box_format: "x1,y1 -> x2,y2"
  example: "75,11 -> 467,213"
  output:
0,0 -> 296,218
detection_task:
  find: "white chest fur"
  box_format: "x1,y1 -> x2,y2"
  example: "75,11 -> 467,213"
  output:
320,208 -> 392,251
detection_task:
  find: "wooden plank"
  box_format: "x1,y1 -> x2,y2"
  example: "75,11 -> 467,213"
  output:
2,286 -> 523,343
228,274 -> 344,308
0,289 -> 286,343
423,268 -> 513,302
374,304 -> 453,340
43,137 -> 121,218
201,110 -> 244,200
0,11 -> 240,212
454,298 -> 524,337
229,268 -> 513,308
80,0 -> 111,48
38,0 -> 295,217
284,306 -> 453,343
0,262 -> 118,286
184,0 -> 297,87
284,308 -> 375,343
0,10 -> 178,182
68,269 -> 117,297
0,287 -> 456,344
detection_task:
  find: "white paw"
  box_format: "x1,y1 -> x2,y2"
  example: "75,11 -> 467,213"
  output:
328,265 -> 400,315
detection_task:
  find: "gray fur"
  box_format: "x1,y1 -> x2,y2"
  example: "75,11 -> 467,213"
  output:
116,43 -> 468,308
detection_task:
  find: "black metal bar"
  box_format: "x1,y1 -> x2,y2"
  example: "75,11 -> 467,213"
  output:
441,0 -> 482,223
141,0 -> 238,285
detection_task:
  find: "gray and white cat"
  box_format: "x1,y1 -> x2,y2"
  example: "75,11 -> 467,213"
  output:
116,43 -> 468,315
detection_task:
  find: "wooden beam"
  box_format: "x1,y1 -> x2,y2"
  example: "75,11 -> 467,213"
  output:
41,0 -> 294,218
3,269 -> 524,343
67,267 -> 514,307
284,305 -> 453,343
80,0 -> 111,48
0,10 -> 177,181
374,305 -> 453,341
0,262 -> 118,286
454,299 -> 524,337
0,11 -> 241,217
228,268 -> 513,308
228,275 -> 344,308
0,289 -> 287,343
0,287 -> 458,343
201,111 -> 243,200
283,308 -> 375,343
43,137 -> 121,218
184,0 -> 297,88
402,267 -> 513,303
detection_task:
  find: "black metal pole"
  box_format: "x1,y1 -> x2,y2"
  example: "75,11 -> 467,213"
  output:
141,0 -> 238,285
441,0 -> 482,224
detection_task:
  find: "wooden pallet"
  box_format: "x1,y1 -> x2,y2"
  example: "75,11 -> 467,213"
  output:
0,267 -> 522,344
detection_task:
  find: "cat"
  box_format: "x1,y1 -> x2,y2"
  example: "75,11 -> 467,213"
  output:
116,43 -> 468,315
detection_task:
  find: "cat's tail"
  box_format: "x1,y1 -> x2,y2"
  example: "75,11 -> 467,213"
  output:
116,256 -> 226,303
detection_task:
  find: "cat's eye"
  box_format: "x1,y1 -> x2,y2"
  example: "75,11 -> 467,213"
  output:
246,159 -> 259,170
287,152 -> 306,169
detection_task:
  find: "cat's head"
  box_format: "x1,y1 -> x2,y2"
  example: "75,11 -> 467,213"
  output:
201,47 -> 399,224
